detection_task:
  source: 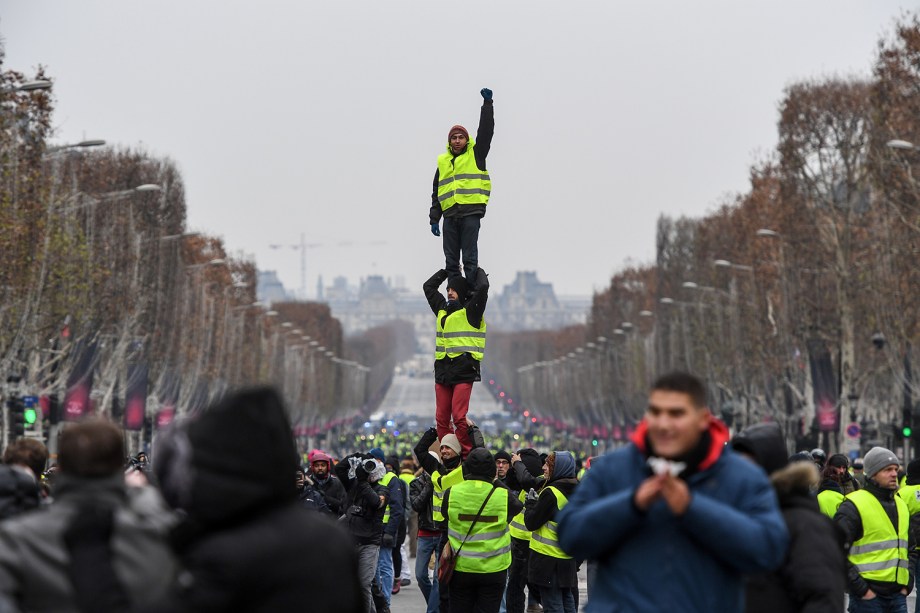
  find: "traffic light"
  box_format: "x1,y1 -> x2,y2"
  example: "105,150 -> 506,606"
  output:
591,439 -> 599,447
904,426 -> 913,438
6,396 -> 24,438
23,406 -> 37,427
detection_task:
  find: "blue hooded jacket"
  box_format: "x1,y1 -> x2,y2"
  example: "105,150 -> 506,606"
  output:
557,418 -> 788,613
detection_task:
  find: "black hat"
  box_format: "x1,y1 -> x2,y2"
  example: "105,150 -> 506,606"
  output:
465,448 -> 495,479
447,276 -> 469,299
827,454 -> 849,469
493,450 -> 512,463
907,459 -> 920,485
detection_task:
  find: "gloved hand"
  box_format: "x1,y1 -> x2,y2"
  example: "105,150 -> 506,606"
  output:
480,88 -> 493,100
431,223 -> 440,237
526,488 -> 538,502
382,533 -> 396,548
355,465 -> 369,482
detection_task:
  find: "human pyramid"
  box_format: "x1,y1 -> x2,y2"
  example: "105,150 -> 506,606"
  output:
424,87 -> 494,461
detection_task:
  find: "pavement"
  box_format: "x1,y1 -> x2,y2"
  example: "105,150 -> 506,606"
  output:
391,562 -> 588,613
389,560 -> 917,612
376,374 -> 501,423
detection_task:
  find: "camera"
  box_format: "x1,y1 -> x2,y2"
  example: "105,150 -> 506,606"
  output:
362,459 -> 378,473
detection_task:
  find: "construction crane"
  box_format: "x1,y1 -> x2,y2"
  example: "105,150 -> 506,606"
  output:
268,233 -> 387,300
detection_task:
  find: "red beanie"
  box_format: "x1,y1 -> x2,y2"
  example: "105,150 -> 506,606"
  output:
448,124 -> 469,140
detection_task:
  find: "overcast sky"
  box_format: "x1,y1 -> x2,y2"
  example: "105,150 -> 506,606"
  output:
2,2 -> 911,297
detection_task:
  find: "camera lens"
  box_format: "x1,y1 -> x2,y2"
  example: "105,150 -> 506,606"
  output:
363,459 -> 377,473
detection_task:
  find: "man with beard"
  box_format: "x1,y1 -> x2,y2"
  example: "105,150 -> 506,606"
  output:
557,372 -> 788,613
310,451 -> 346,516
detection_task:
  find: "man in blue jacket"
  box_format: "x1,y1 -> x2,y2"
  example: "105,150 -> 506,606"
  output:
557,372 -> 788,613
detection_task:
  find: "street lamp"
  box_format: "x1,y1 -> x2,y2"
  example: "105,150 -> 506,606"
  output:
756,228 -> 780,239
886,139 -> 920,152
3,79 -> 53,93
681,281 -> 698,290
660,297 -> 675,305
46,140 -> 106,153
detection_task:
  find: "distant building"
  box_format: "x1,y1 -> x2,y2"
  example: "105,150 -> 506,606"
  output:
322,271 -> 588,345
257,270 -> 290,304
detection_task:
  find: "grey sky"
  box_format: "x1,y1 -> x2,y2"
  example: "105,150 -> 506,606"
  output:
2,1 -> 910,297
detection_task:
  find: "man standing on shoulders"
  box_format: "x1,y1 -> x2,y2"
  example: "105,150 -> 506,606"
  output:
424,266 -> 489,459
430,88 -> 494,286
835,446 -> 918,612
556,371 -> 788,613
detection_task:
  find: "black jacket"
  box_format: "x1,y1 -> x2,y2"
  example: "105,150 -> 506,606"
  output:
835,477 -> 919,597
410,472 -> 438,533
334,454 -> 390,546
744,462 -> 846,613
0,466 -> 40,520
429,99 -> 494,224
423,268 -> 489,386
311,474 -> 346,516
524,477 -> 579,588
149,387 -> 362,613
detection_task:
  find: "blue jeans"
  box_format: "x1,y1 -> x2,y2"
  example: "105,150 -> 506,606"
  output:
415,535 -> 440,613
376,545 -> 394,608
442,214 -> 481,285
540,585 -> 576,613
848,592 -> 908,613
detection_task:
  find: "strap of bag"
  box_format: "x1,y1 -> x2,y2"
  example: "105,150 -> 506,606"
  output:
455,484 -> 498,556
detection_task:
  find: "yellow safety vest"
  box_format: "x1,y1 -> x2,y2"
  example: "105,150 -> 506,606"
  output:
898,484 -> 920,516
435,309 -> 486,361
380,472 -> 395,525
508,490 -> 531,541
432,465 -> 465,523
846,489 -> 910,585
436,137 -> 491,213
447,480 -> 511,573
817,489 -> 845,519
399,472 -> 415,488
529,486 -> 572,560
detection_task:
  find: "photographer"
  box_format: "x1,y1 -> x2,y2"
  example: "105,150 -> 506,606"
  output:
336,452 -> 391,613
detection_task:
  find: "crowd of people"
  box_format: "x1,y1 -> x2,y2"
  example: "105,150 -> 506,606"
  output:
2,371 -> 920,612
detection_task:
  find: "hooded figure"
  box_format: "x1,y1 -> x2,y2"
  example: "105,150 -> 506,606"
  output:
524,451 -> 580,609
151,387 -> 362,613
731,422 -> 846,613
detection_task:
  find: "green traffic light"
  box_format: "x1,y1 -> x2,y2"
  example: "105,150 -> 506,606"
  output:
591,439 -> 599,447
23,408 -> 36,425
904,426 -> 912,438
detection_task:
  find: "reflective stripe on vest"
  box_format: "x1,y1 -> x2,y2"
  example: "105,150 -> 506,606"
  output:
447,480 -> 511,573
435,309 -> 486,361
817,489 -> 845,519
529,486 -> 572,560
436,138 -> 491,212
380,472 -> 395,525
508,489 -> 531,541
846,489 -> 910,585
432,465 -> 465,523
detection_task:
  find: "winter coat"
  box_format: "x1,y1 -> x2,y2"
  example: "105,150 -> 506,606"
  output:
557,417 -> 788,613
834,477 -> 919,598
150,387 -> 362,613
0,465 -> 40,520
410,472 -> 438,533
524,475 -> 579,589
745,462 -> 847,613
334,454 -> 389,546
0,475 -> 177,613
423,268 -> 490,386
312,474 -> 347,516
429,99 -> 494,224
297,483 -> 330,513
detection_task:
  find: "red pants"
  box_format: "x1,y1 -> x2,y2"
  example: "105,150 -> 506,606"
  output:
435,382 -> 473,458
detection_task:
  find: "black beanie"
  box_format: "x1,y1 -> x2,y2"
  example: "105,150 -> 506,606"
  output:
907,459 -> 920,485
827,454 -> 849,469
465,448 -> 495,479
494,450 -> 512,463
447,276 -> 469,299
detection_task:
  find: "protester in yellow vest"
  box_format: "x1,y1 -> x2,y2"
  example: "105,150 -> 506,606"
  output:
442,448 -> 523,613
424,267 -> 489,459
505,448 -> 545,613
524,451 -> 579,613
817,461 -> 847,519
429,88 -> 494,287
834,446 -> 918,612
